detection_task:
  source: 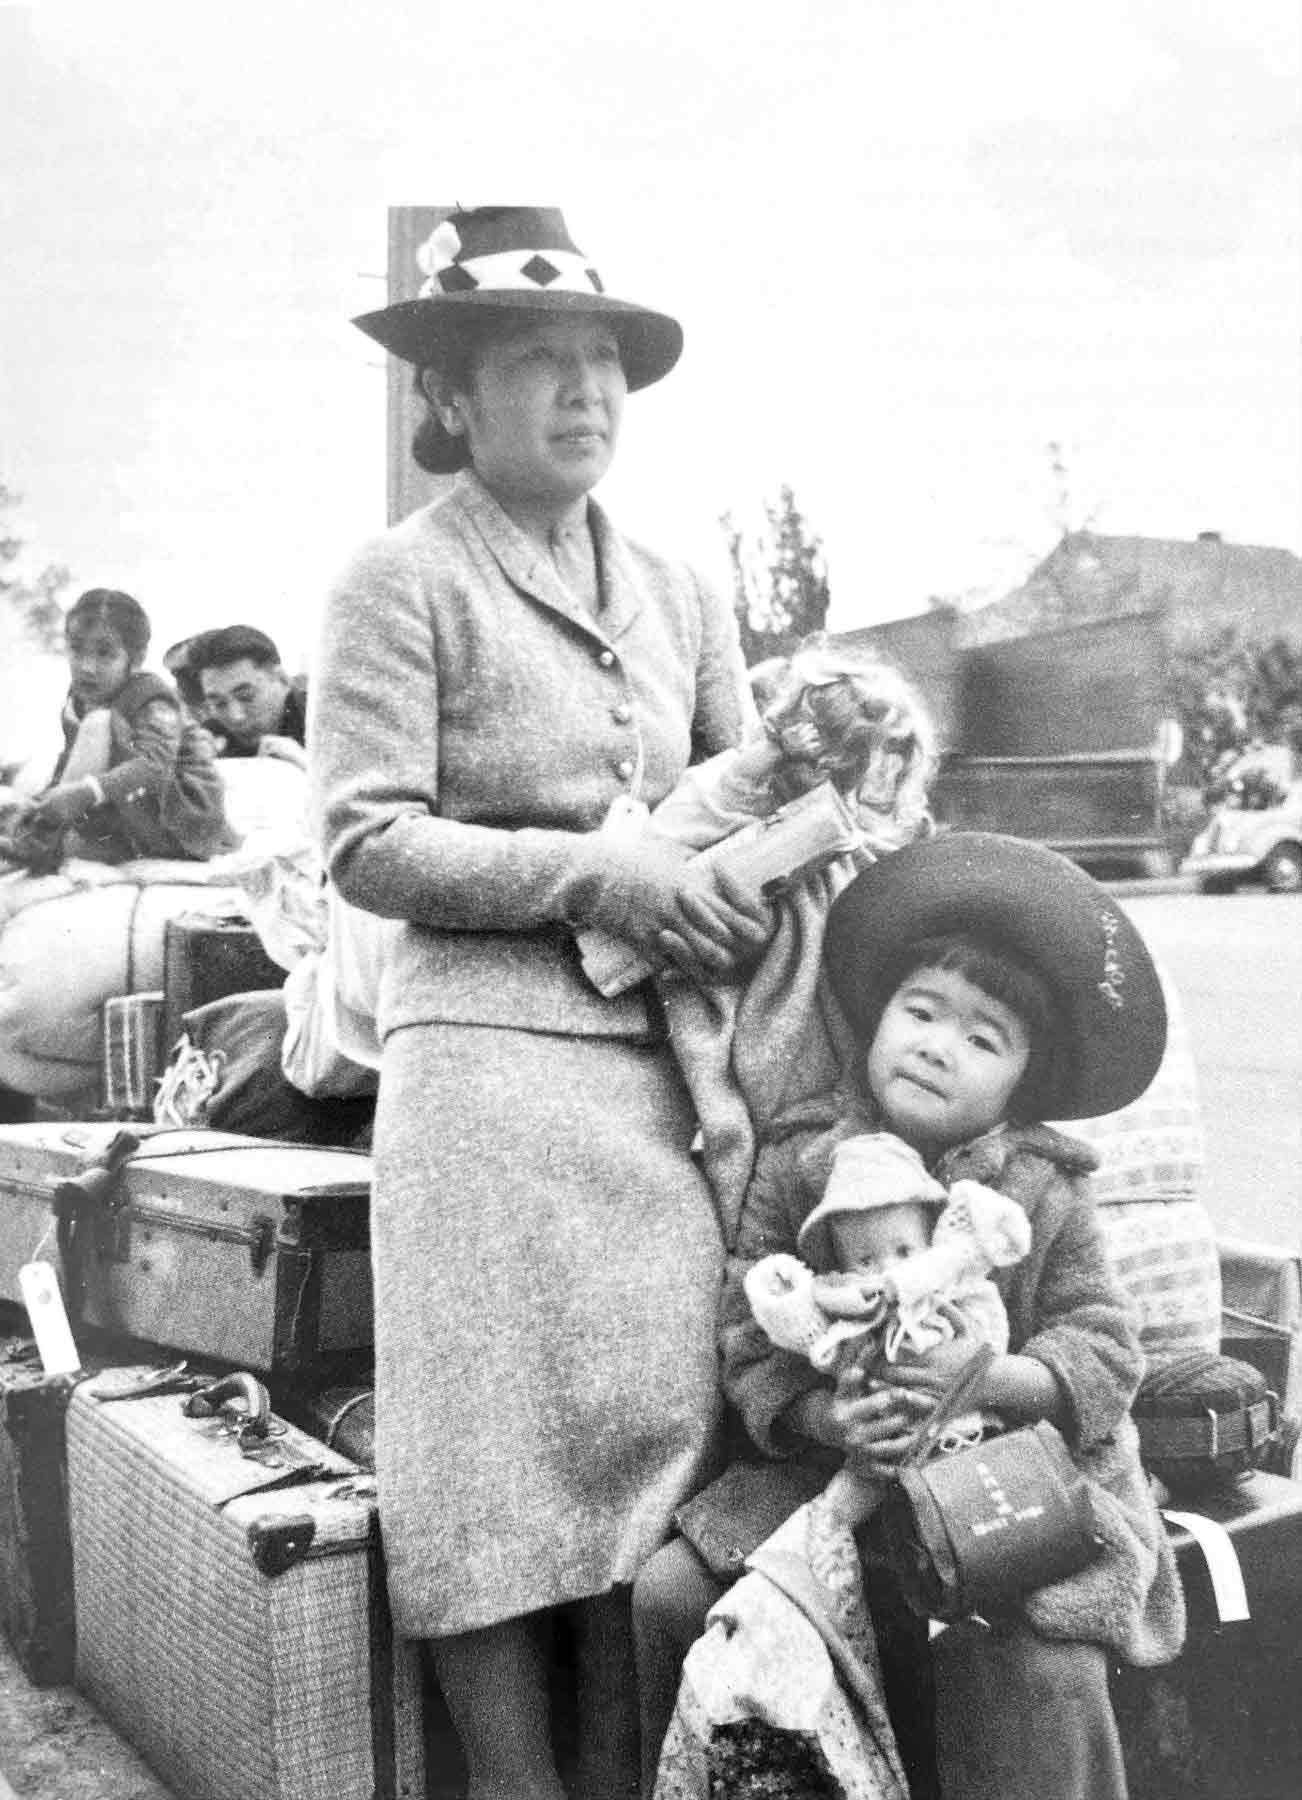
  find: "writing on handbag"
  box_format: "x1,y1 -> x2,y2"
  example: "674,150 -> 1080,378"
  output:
967,1458 -> 1049,1537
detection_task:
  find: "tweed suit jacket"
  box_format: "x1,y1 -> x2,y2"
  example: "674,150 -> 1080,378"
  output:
310,471 -> 753,1042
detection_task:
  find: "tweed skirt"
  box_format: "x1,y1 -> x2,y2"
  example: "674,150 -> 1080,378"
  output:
372,1020 -> 726,1637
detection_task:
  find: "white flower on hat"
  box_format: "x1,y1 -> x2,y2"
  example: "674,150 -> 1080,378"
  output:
416,218 -> 462,278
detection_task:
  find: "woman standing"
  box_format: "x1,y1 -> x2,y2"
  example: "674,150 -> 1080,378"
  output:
312,206 -> 769,1800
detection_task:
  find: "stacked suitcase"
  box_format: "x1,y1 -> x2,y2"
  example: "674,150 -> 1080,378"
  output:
67,1367 -> 424,1800
0,1117 -> 427,1800
6,1117 -> 1302,1797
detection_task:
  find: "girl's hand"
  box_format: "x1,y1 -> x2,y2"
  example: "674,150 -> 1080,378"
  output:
31,781 -> 96,826
874,1304 -> 983,1399
829,1366 -> 933,1481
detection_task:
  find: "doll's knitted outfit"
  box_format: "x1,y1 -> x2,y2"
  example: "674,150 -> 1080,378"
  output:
744,1132 -> 1031,1375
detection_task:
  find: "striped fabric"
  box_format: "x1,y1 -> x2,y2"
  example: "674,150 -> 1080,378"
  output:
1097,1198 -> 1223,1360
1068,963 -> 1220,1358
1066,962 -> 1204,1205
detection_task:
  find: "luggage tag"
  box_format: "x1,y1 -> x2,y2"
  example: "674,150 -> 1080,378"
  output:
18,1261 -> 81,1376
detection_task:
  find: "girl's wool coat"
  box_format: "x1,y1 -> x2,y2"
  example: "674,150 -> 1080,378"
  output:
721,1099 -> 1186,1666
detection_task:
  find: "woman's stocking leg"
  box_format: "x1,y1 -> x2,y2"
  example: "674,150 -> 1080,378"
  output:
427,1615 -> 566,1800
569,1586 -> 642,1800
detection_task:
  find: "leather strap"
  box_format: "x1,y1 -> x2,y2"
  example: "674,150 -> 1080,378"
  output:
1139,1396 -> 1277,1463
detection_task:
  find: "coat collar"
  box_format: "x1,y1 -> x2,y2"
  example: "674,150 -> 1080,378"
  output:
774,1095 -> 1099,1204
454,468 -> 646,644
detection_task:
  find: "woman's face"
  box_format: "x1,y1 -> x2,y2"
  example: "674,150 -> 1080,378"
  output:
448,316 -> 626,513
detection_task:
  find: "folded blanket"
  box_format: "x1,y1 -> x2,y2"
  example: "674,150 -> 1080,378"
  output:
663,856 -> 861,1248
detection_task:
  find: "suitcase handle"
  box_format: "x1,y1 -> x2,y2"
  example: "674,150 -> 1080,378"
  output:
183,1372 -> 272,1445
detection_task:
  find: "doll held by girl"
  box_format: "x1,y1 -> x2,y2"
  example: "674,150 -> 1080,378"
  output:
743,1130 -> 1031,1520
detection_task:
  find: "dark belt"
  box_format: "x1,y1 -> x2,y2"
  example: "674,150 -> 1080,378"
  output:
1138,1395 -> 1279,1463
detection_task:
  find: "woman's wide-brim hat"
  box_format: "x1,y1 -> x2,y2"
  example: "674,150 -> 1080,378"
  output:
822,831 -> 1168,1120
352,205 -> 683,392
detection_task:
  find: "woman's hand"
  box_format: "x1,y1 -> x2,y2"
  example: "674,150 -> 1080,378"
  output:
657,862 -> 775,986
578,837 -> 774,986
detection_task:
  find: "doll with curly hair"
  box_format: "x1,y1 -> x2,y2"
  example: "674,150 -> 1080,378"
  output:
653,632 -> 936,856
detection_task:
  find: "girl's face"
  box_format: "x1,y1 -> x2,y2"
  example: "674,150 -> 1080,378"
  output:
864,964 -> 1031,1156
66,623 -> 136,707
445,316 -> 626,515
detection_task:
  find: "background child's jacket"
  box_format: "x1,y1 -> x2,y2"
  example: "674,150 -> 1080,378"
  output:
53,671 -> 235,862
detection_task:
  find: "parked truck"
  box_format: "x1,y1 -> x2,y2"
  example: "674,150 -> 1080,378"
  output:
840,604 -> 1180,872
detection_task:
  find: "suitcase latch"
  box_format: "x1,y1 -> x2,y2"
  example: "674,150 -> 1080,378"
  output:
248,1214 -> 276,1276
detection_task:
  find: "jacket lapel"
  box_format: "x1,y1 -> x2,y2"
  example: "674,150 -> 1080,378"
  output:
588,500 -> 647,643
457,473 -> 645,645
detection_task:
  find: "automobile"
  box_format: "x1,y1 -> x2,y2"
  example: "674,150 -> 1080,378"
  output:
1181,778 -> 1302,893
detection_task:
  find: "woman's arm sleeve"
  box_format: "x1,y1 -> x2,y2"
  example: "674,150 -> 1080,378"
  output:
1018,1185 -> 1145,1449
310,547 -> 634,932
719,1144 -> 827,1455
95,698 -> 184,803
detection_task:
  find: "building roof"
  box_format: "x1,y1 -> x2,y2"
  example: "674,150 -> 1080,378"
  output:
961,530 -> 1302,647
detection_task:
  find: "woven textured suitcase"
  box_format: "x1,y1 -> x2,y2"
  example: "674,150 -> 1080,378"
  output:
161,911 -> 285,1057
67,1367 -> 424,1800
0,1338 -> 85,1685
0,1121 -> 373,1376
1112,1471 -> 1302,1799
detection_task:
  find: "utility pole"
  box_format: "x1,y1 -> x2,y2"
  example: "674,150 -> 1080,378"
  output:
385,206 -> 454,525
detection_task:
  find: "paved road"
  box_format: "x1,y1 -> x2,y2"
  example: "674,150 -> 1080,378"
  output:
1115,882 -> 1302,1247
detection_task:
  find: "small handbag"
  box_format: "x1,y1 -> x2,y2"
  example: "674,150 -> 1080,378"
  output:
870,1346 -> 1102,1621
875,1419 -> 1102,1622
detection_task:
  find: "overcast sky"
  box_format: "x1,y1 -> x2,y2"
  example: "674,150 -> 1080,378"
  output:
2,0 -> 1298,732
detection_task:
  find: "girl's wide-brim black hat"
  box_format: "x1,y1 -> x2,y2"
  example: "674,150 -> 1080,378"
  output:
822,831 -> 1168,1121
353,205 -> 682,392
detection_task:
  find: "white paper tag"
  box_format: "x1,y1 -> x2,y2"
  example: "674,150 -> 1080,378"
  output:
18,1262 -> 82,1376
1164,1508 -> 1251,1623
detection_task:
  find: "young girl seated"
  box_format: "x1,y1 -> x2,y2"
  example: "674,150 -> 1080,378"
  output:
638,831 -> 1185,1800
2,588 -> 233,870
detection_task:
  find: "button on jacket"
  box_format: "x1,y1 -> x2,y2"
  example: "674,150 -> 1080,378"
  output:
311,470 -> 753,1041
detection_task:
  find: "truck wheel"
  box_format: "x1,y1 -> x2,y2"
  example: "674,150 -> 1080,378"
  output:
1261,842 -> 1302,893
